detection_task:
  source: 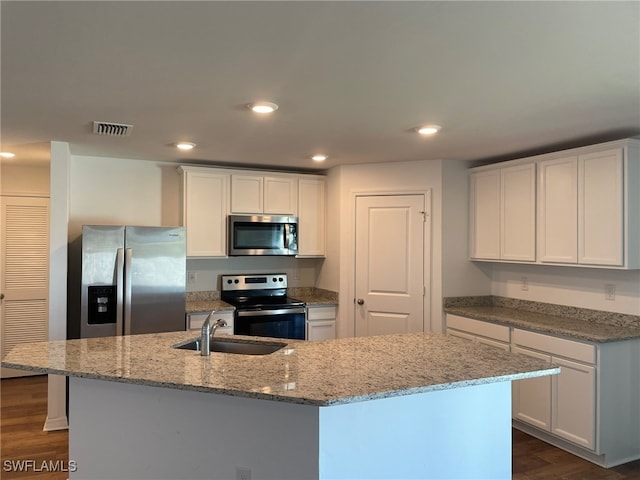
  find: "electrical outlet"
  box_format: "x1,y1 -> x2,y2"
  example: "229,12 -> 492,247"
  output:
605,284 -> 616,301
520,277 -> 528,291
236,467 -> 251,480
187,271 -> 197,284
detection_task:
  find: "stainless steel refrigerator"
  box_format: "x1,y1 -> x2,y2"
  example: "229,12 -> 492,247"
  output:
79,225 -> 186,338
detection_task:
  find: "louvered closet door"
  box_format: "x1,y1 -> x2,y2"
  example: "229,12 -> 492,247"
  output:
1,196 -> 49,378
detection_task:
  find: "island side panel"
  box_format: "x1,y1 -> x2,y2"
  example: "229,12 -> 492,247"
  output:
318,382 -> 513,480
68,378 -> 320,480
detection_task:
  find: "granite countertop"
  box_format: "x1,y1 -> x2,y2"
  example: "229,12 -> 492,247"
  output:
2,331 -> 557,406
186,299 -> 234,314
444,296 -> 640,343
185,288 -> 338,313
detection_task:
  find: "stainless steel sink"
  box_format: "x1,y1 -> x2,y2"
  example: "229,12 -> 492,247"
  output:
172,337 -> 286,355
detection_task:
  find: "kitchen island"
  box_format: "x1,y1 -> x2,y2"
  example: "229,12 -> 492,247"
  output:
3,331 -> 558,479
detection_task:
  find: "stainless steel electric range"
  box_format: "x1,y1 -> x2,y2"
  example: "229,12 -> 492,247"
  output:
221,273 -> 306,340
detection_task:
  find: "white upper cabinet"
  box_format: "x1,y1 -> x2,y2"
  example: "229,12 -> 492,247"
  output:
471,138 -> 640,269
180,166 -> 326,258
578,148 -> 624,266
231,174 -> 297,215
469,170 -> 500,259
297,177 -> 326,257
470,163 -> 535,262
231,175 -> 263,214
178,167 -> 229,258
538,156 -> 578,263
501,164 -> 536,262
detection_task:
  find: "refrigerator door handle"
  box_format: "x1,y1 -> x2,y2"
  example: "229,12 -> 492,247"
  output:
116,248 -> 125,336
124,248 -> 133,335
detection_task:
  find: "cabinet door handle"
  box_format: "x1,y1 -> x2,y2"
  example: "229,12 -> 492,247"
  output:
357,298 -> 364,305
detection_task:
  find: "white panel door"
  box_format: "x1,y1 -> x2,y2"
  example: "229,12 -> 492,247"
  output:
354,195 -> 425,337
538,156 -> 578,263
1,196 -> 49,378
578,148 -> 624,266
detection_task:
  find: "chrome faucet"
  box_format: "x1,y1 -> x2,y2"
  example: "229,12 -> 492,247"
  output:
200,312 -> 228,356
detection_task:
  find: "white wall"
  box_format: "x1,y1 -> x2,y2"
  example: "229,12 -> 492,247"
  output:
0,162 -> 50,196
327,159 -> 444,337
69,155 -> 323,291
492,263 -> 640,315
46,141 -> 70,431
69,155 -> 181,240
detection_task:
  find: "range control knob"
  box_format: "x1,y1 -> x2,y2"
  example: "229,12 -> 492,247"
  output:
278,277 -> 284,282
272,277 -> 277,282
234,279 -> 239,284
227,279 -> 232,284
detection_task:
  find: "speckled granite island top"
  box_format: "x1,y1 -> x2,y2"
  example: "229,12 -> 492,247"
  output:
444,296 -> 640,343
3,331 -> 557,406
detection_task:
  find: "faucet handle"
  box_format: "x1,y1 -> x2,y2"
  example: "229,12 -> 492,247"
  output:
215,318 -> 228,328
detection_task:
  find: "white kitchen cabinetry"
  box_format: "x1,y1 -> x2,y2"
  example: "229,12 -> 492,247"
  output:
297,177 -> 326,257
469,163 -> 536,262
512,329 -> 596,450
578,148 -> 624,266
538,156 -> 578,263
539,148 -> 629,267
445,314 -> 510,351
178,167 -> 228,258
231,174 -> 297,215
469,170 -> 500,260
511,346 -> 552,431
186,311 -> 234,336
472,138 -> 640,269
306,305 -> 336,341
446,312 -> 640,466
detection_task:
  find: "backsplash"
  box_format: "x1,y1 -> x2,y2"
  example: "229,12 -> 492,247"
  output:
444,296 -> 640,329
187,288 -> 338,304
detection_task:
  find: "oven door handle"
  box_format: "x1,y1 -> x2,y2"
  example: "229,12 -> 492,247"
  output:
236,307 -> 306,317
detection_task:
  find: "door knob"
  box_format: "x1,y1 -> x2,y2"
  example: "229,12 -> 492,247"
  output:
357,298 -> 364,305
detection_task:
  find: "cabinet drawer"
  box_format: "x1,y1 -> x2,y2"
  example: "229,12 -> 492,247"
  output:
513,329 -> 596,364
307,306 -> 336,321
446,314 -> 510,342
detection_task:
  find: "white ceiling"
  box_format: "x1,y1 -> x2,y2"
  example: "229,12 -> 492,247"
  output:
2,1 -> 639,171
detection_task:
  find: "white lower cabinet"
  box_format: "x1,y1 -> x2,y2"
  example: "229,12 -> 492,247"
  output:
306,305 -> 336,341
186,311 -> 234,336
551,356 -> 595,449
446,313 -> 640,467
511,346 -> 552,431
512,329 -> 596,450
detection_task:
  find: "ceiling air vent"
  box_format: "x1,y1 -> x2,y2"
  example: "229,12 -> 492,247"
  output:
92,121 -> 133,137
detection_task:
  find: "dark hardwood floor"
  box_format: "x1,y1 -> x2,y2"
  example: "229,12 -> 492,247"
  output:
1,376 -> 68,480
2,375 -> 640,479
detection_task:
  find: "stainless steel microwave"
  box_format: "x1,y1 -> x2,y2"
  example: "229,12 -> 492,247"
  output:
228,215 -> 298,256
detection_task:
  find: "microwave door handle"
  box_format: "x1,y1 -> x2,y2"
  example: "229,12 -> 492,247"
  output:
284,224 -> 290,249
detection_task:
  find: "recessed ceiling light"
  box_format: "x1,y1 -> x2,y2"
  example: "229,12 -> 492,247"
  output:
175,142 -> 196,151
0,152 -> 16,158
415,125 -> 441,135
248,102 -> 279,114
311,154 -> 328,162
